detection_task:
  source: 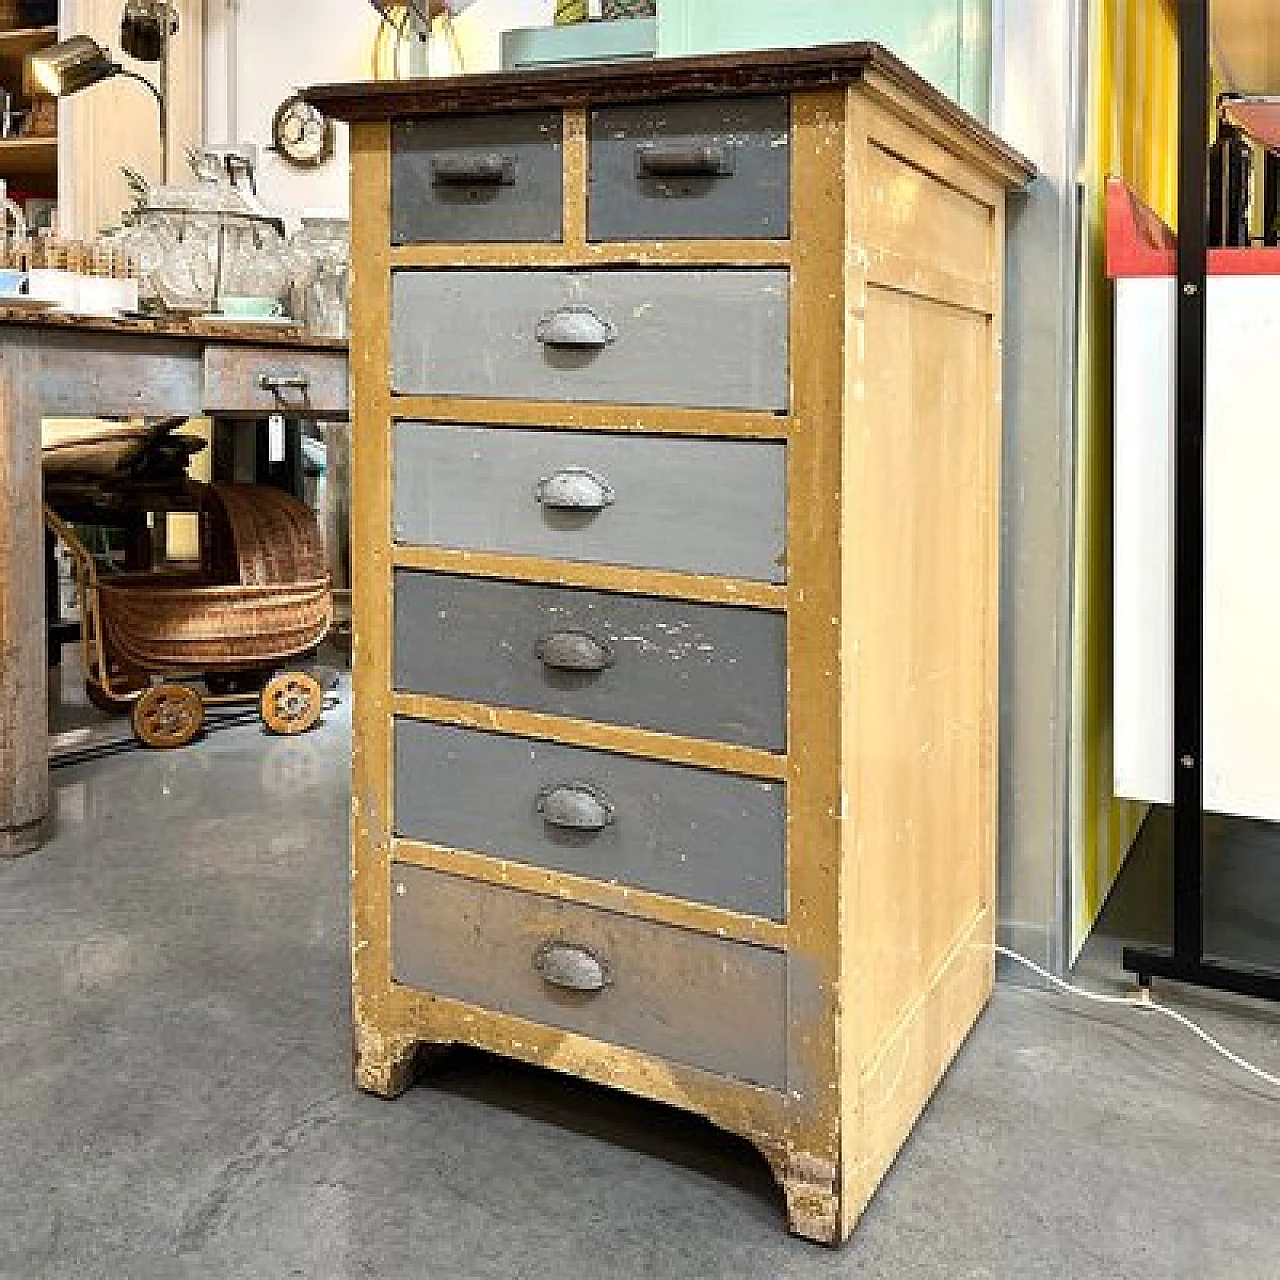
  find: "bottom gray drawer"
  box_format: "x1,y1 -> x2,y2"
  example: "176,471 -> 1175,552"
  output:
395,719 -> 785,920
391,864 -> 787,1089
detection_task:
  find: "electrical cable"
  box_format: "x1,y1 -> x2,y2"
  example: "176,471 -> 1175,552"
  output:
994,944 -> 1280,1092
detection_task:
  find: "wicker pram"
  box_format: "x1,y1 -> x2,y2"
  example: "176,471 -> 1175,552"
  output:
47,483 -> 333,748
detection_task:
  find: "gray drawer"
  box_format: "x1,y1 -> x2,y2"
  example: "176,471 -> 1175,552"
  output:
391,268 -> 789,410
393,423 -> 787,582
392,111 -> 563,244
589,96 -> 790,241
395,720 -> 785,919
394,571 -> 786,751
391,864 -> 787,1088
202,345 -> 349,419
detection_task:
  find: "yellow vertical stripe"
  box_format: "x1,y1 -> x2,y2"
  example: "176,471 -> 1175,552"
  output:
1073,0 -> 1180,954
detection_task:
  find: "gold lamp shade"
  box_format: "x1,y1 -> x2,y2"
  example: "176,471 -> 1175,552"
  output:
29,35 -> 120,97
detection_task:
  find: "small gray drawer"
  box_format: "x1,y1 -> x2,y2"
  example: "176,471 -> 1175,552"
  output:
393,423 -> 787,582
391,268 -> 789,411
392,111 -> 563,244
395,720 -> 786,919
589,96 -> 790,241
394,571 -> 786,751
202,345 -> 349,419
391,864 -> 787,1088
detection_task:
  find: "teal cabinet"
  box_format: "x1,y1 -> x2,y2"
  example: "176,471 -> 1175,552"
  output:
657,0 -> 990,119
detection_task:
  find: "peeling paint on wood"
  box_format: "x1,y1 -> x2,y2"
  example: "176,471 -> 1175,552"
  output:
340,64 -> 1027,1246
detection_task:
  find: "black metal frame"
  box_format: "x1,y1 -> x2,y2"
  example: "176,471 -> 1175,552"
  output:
1265,151 -> 1280,246
1123,0 -> 1280,1004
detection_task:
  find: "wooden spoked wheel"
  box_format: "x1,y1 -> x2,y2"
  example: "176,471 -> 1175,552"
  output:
261,672 -> 324,736
131,684 -> 206,749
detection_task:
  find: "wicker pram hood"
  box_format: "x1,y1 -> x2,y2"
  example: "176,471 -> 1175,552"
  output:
203,483 -> 330,587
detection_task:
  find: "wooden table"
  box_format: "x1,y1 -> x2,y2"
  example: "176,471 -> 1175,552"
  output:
0,310 -> 349,855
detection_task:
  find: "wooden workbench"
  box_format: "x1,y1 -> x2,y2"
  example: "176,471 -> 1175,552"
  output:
0,310 -> 349,854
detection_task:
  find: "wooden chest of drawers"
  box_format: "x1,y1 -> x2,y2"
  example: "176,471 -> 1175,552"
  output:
308,44 -> 1032,1245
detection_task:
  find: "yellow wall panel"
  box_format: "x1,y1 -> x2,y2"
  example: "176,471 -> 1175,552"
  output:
1073,0 -> 1179,955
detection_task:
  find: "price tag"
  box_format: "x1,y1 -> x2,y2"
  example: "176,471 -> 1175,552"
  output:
268,414 -> 286,464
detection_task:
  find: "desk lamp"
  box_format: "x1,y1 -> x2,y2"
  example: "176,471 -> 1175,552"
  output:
30,1 -> 178,182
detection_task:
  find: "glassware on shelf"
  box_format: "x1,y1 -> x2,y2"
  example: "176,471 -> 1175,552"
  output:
104,179 -> 352,330
114,204 -> 288,316
219,217 -> 292,304
289,214 -> 350,338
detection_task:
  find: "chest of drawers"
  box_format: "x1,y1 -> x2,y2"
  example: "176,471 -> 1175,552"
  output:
308,44 -> 1032,1245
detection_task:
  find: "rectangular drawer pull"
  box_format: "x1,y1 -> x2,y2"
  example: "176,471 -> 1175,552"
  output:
257,371 -> 311,393
535,305 -> 617,350
635,142 -> 735,179
431,152 -> 517,185
536,782 -> 615,832
533,941 -> 611,993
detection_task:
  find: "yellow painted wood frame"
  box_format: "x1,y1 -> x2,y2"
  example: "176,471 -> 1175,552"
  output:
348,77 -> 1019,1244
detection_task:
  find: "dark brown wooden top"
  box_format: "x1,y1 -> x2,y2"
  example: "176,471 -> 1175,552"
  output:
305,41 -> 1034,186
0,307 -> 349,351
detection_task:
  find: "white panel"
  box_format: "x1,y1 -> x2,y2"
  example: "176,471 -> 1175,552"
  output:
1114,273 -> 1280,821
1113,276 -> 1175,806
1203,278 -> 1280,818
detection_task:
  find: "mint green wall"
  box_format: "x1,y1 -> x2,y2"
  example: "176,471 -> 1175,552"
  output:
656,0 -> 991,120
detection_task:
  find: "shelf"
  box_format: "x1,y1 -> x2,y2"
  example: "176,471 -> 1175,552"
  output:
0,23 -> 57,49
0,135 -> 57,178
0,24 -> 57,94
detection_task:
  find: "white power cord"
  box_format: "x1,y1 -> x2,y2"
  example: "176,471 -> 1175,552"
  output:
994,945 -> 1280,1092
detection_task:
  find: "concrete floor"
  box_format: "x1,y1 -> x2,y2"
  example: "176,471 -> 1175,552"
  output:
2,676 -> 1278,1278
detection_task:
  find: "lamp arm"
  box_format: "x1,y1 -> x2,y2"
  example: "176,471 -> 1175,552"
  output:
114,65 -> 166,183
114,66 -> 163,110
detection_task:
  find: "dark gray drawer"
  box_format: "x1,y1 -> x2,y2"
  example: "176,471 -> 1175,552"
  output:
395,720 -> 785,919
391,268 -> 789,410
394,571 -> 786,751
589,96 -> 790,241
392,111 -> 563,244
391,864 -> 787,1088
393,423 -> 787,582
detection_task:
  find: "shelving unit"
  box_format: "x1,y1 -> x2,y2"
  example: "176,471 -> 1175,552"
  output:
0,20 -> 58,190
0,134 -> 55,175
1122,0 -> 1280,1005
